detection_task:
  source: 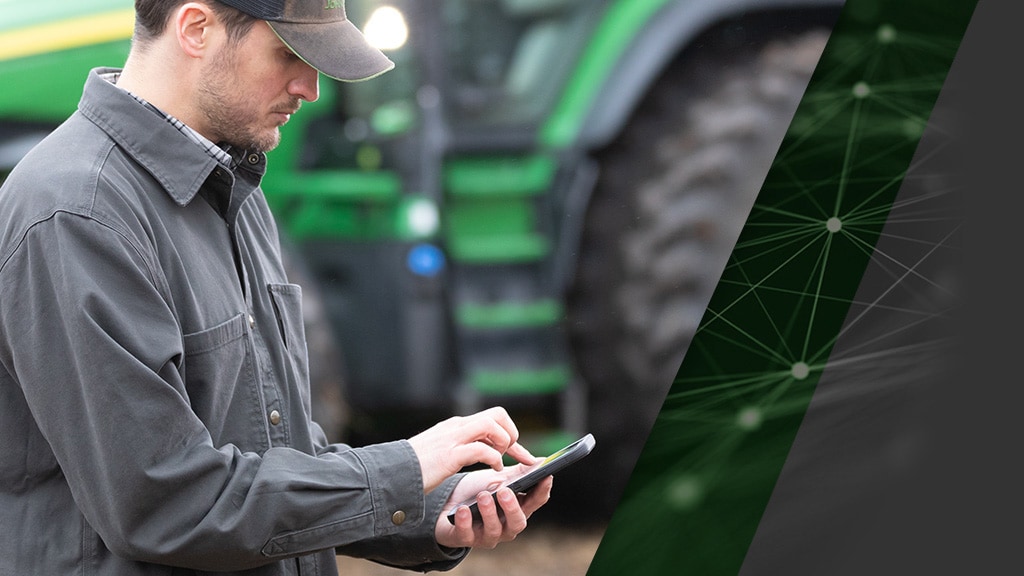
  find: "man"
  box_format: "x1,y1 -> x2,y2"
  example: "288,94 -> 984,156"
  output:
0,0 -> 552,574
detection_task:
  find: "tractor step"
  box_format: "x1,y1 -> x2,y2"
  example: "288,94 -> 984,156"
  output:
456,299 -> 563,329
468,364 -> 572,396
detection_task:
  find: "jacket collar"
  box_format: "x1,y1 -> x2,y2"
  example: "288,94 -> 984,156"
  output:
77,67 -> 261,208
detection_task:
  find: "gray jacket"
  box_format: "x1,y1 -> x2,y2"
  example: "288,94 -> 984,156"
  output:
0,68 -> 464,575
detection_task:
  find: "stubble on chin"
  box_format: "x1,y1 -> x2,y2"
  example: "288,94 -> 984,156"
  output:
245,127 -> 281,154
197,72 -> 284,153
200,99 -> 282,153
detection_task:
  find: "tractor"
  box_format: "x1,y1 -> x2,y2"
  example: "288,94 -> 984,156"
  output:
0,0 -> 842,518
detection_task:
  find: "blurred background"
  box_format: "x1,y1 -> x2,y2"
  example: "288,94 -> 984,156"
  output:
0,0 -> 843,572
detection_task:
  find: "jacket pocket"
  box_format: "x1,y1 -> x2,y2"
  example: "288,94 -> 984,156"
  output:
267,284 -> 311,408
182,312 -> 248,356
182,313 -> 265,452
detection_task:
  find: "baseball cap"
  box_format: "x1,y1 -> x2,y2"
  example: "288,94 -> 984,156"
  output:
216,0 -> 395,82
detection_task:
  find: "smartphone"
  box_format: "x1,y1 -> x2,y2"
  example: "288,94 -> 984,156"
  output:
446,433 -> 596,524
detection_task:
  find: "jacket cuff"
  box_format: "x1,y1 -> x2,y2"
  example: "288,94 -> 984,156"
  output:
355,440 -> 427,537
336,473 -> 470,572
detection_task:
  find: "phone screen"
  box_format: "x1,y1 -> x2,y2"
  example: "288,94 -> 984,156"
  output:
446,433 -> 595,524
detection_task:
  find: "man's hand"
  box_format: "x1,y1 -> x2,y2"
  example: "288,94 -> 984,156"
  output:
435,466 -> 554,549
408,407 -> 535,493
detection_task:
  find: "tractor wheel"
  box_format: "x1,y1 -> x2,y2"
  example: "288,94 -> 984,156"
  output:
565,27 -> 830,518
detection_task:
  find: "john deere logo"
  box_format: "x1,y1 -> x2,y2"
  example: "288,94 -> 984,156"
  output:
325,0 -> 342,8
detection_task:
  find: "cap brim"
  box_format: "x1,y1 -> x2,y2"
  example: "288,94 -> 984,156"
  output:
268,19 -> 394,82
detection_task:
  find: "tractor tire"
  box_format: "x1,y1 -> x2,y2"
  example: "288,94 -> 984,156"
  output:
565,27 -> 830,518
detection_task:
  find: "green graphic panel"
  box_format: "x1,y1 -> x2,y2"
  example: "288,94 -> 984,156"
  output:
586,1 -> 979,574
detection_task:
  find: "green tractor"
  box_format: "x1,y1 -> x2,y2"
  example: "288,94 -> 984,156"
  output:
0,0 -> 842,518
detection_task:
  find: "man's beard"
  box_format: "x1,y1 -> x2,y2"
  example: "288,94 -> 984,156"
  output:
197,51 -> 296,153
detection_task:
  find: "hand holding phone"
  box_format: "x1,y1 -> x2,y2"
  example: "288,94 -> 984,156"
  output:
446,433 -> 595,524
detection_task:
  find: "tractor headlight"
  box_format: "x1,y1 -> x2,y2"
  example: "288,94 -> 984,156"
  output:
363,6 -> 409,51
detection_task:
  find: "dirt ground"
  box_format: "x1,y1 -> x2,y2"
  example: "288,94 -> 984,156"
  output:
336,521 -> 607,576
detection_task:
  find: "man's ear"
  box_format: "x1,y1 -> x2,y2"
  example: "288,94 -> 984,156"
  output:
174,2 -> 218,58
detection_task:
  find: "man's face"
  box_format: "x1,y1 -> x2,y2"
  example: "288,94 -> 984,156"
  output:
197,21 -> 319,153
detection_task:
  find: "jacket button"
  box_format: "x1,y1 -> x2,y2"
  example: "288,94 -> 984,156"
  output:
269,410 -> 281,426
247,153 -> 260,165
248,314 -> 255,329
391,510 -> 406,526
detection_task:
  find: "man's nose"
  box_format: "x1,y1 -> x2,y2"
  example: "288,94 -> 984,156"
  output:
290,63 -> 320,103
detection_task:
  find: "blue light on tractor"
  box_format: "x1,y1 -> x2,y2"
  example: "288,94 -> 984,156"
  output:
407,243 -> 445,277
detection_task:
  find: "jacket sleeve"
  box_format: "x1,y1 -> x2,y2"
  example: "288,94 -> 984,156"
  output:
0,211 -> 429,571
311,423 -> 471,571
334,473 -> 471,572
